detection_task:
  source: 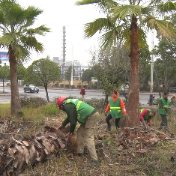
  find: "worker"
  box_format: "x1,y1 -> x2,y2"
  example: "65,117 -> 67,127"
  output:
80,86 -> 85,101
158,92 -> 170,131
105,89 -> 127,131
57,97 -> 100,166
140,109 -> 156,129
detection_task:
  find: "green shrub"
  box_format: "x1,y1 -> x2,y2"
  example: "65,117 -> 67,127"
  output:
41,103 -> 59,115
77,85 -> 81,89
83,85 -> 88,89
20,97 -> 47,108
65,84 -> 70,88
60,84 -> 64,88
84,98 -> 104,111
54,82 -> 59,87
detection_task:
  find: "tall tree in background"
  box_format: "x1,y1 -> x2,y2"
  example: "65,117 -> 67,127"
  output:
139,46 -> 151,91
0,65 -> 10,92
81,69 -> 93,86
17,64 -> 26,82
0,0 -> 50,115
154,38 -> 176,92
24,57 -> 61,102
0,65 -> 10,80
91,45 -> 130,105
76,0 -> 176,127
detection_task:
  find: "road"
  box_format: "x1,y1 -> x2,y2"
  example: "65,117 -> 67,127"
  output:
0,86 -> 174,104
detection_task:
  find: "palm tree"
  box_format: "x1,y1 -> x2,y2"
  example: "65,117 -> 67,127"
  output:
0,0 -> 50,115
76,0 -> 176,127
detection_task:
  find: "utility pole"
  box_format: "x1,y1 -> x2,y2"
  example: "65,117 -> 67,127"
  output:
62,26 -> 66,80
149,29 -> 155,105
150,30 -> 154,94
71,45 -> 73,89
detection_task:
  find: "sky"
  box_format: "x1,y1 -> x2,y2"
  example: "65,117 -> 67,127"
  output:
15,0 -> 103,67
0,0 -> 156,67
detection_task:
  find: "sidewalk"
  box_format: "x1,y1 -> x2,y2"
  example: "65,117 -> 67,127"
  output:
0,92 -> 11,96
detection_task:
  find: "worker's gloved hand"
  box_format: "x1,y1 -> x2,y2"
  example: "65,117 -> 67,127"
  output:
142,121 -> 147,130
104,112 -> 107,117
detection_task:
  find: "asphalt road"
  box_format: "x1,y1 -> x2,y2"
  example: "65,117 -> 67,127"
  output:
0,86 -> 174,104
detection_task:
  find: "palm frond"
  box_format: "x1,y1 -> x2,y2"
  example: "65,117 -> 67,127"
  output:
149,0 -> 162,6
26,25 -> 50,36
0,34 -> 13,45
145,15 -> 176,38
76,0 -> 117,6
14,44 -> 30,60
25,6 -> 43,18
141,6 -> 152,15
99,29 -> 118,49
76,0 -> 118,13
157,1 -> 176,13
84,18 -> 114,38
76,0 -> 100,5
113,5 -> 142,22
120,27 -> 147,49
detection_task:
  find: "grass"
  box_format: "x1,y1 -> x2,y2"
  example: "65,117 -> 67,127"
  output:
0,103 -> 10,117
1,103 -> 176,175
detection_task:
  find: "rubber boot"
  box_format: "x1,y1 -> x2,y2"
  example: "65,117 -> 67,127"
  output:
158,124 -> 162,130
107,125 -> 111,131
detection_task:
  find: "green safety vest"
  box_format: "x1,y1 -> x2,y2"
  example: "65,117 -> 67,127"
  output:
110,97 -> 122,119
139,109 -> 151,120
158,97 -> 169,115
65,99 -> 95,125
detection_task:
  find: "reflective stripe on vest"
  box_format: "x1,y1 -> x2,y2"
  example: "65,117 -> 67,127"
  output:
109,97 -> 122,118
110,107 -> 121,113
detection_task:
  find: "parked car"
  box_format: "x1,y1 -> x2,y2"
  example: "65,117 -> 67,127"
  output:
119,84 -> 129,96
24,84 -> 39,93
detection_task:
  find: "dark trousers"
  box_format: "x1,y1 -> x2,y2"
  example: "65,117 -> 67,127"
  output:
159,114 -> 168,128
106,114 -> 120,129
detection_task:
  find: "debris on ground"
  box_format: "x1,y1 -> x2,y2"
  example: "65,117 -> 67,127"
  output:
96,120 -> 175,154
0,120 -> 77,176
0,118 -> 175,176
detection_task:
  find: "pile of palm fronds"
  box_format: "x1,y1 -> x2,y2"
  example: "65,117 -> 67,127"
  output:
0,123 -> 77,176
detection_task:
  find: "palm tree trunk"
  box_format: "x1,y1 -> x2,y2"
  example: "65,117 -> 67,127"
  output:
9,45 -> 21,115
126,15 -> 140,127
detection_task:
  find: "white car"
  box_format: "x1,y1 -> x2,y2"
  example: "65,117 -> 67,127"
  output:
119,84 -> 129,96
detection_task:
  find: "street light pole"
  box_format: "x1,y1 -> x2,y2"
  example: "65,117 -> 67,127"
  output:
150,30 -> 154,94
149,29 -> 155,105
71,45 -> 73,89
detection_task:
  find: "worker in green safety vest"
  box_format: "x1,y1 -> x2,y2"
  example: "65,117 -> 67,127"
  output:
57,97 -> 100,166
105,89 -> 127,131
158,92 -> 170,131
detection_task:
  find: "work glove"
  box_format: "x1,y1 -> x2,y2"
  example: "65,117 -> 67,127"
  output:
142,121 -> 147,130
104,112 -> 107,117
